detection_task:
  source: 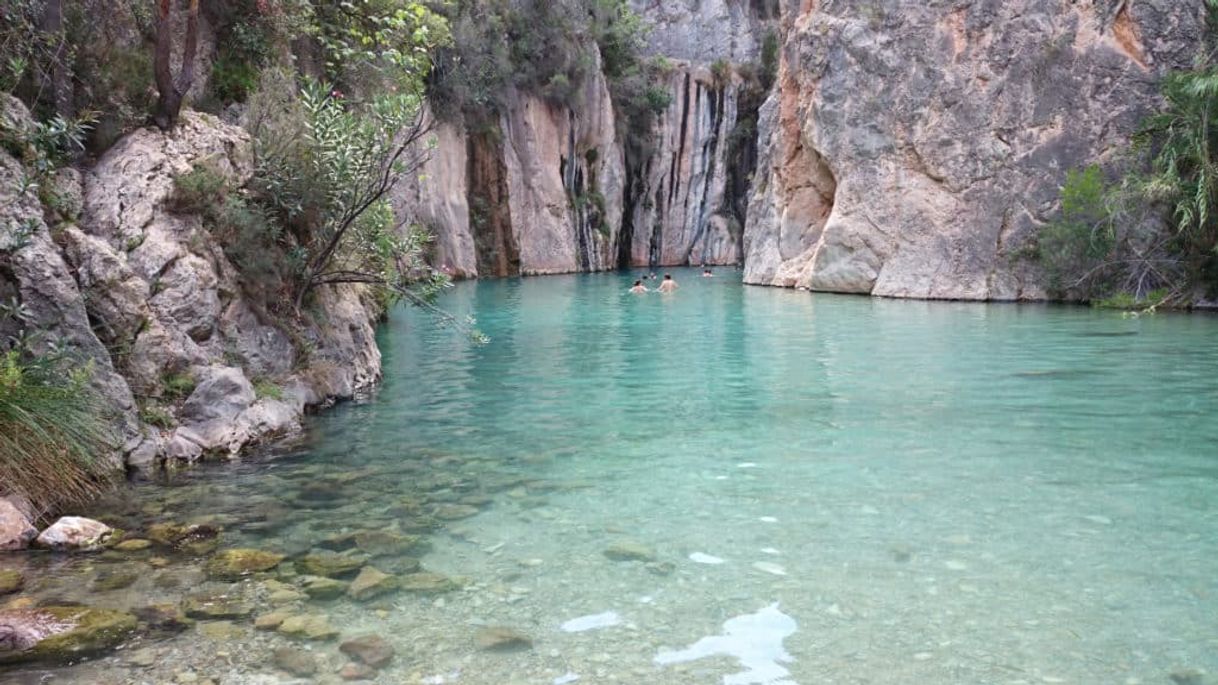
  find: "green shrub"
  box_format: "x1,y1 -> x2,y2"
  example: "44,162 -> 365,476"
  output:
139,402 -> 175,429
0,302 -> 117,510
253,378 -> 283,400
169,163 -> 229,215
161,371 -> 197,401
1036,165 -> 1115,295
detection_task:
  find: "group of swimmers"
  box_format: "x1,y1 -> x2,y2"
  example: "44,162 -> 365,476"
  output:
629,268 -> 715,293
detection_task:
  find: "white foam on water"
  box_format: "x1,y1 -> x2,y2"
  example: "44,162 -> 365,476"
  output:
759,516 -> 778,523
560,611 -> 622,633
638,595 -> 655,604
760,548 -> 781,555
715,475 -> 730,480
655,603 -> 798,685
553,674 -> 580,685
752,561 -> 787,576
737,463 -> 759,469
690,552 -> 726,565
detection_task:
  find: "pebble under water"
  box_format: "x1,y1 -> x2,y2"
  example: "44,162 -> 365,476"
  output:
3,268 -> 1218,684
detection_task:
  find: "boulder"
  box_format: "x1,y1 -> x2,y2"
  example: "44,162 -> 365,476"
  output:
339,634 -> 395,668
347,567 -> 397,601
0,606 -> 137,664
205,548 -> 284,580
34,517 -> 114,552
0,499 -> 37,551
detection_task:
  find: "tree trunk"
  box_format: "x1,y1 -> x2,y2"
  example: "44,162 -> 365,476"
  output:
153,0 -> 200,131
39,0 -> 72,118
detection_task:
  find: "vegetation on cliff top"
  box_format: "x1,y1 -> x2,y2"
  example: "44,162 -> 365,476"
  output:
1037,0 -> 1218,308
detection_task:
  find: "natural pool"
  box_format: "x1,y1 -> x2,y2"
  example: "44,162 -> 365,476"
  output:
4,267 -> 1218,684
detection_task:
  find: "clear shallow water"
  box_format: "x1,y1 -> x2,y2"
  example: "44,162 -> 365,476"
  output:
5,268 -> 1218,684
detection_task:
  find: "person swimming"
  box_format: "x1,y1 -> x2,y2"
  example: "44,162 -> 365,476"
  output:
629,279 -> 649,293
657,273 -> 678,293
702,268 -> 714,277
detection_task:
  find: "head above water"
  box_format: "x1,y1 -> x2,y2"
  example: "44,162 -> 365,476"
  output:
633,280 -> 642,286
664,274 -> 672,280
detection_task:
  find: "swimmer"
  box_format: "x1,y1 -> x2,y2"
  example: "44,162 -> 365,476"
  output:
657,273 -> 678,293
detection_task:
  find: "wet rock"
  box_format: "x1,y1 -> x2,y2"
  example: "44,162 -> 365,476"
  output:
296,551 -> 366,578
182,593 -> 253,620
92,567 -> 141,591
353,530 -> 422,557
339,634 -> 395,668
126,647 -> 158,667
0,499 -> 38,551
114,539 -> 153,552
603,540 -> 656,562
645,561 -> 676,576
268,588 -> 308,604
299,575 -> 348,601
474,626 -> 533,652
34,517 -> 114,552
377,556 -> 422,575
0,606 -> 138,664
135,604 -> 194,633
254,609 -> 294,630
348,567 -> 397,601
0,570 -> 23,595
272,646 -> 317,677
277,613 -> 339,641
147,523 -> 221,554
1170,670 -> 1207,685
432,503 -> 480,521
196,620 -> 244,640
339,661 -> 376,680
205,548 -> 284,580
399,572 -> 458,595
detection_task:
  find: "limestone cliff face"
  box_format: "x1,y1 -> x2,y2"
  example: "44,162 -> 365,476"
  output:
0,97 -> 381,480
622,65 -> 747,268
397,51 -> 625,276
743,0 -> 1202,299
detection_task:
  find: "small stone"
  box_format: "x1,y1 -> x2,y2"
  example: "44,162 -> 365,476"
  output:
300,575 -> 349,600
1170,669 -> 1207,685
340,662 -> 376,680
603,540 -> 656,562
277,613 -> 339,641
135,604 -> 194,633
296,551 -> 366,578
645,561 -> 675,576
0,499 -> 38,551
205,548 -> 284,580
197,620 -> 244,640
92,567 -> 141,591
399,572 -> 457,594
348,566 -> 397,601
339,634 -> 395,668
182,593 -> 253,620
0,569 -> 24,595
127,647 -> 158,667
272,646 -> 317,677
432,503 -> 480,521
115,539 -> 153,552
353,530 -> 422,557
34,517 -> 114,552
269,588 -> 308,604
474,626 -> 533,651
254,609 -> 294,630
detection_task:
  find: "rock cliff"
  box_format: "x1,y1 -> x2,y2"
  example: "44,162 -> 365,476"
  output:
0,96 -> 381,497
743,0 -> 1202,299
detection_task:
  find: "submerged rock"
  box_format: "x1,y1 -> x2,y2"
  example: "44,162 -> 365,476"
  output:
34,517 -> 114,552
431,503 -> 480,521
0,606 -> 137,664
277,613 -> 339,641
0,570 -> 24,595
474,626 -> 533,652
352,530 -> 422,557
92,566 -> 141,591
135,604 -> 194,633
348,567 -> 397,601
398,572 -> 457,595
296,551 -> 366,578
272,646 -> 317,677
0,499 -> 38,551
339,661 -> 376,680
603,540 -> 656,562
299,575 -> 349,600
339,634 -> 395,668
205,548 -> 284,580
114,539 -> 152,552
182,593 -> 253,620
146,523 -> 221,554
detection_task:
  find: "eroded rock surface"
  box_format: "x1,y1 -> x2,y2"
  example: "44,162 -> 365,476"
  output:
743,0 -> 1201,299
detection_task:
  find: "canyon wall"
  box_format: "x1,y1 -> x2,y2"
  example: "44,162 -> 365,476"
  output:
743,0 -> 1202,299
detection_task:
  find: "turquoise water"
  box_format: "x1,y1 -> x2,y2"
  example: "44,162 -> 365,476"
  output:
6,268 -> 1218,684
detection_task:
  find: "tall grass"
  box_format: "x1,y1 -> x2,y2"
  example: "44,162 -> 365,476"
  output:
0,347 -> 118,513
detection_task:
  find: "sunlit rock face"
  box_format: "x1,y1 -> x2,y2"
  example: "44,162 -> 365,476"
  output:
743,0 -> 1201,300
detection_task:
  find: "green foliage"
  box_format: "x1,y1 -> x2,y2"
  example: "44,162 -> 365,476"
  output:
0,299 -> 117,511
161,371 -> 197,401
138,402 -> 175,429
169,163 -> 229,215
252,378 -> 283,400
1092,288 -> 1170,311
760,31 -> 779,89
309,0 -> 450,92
1036,165 -> 1116,294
